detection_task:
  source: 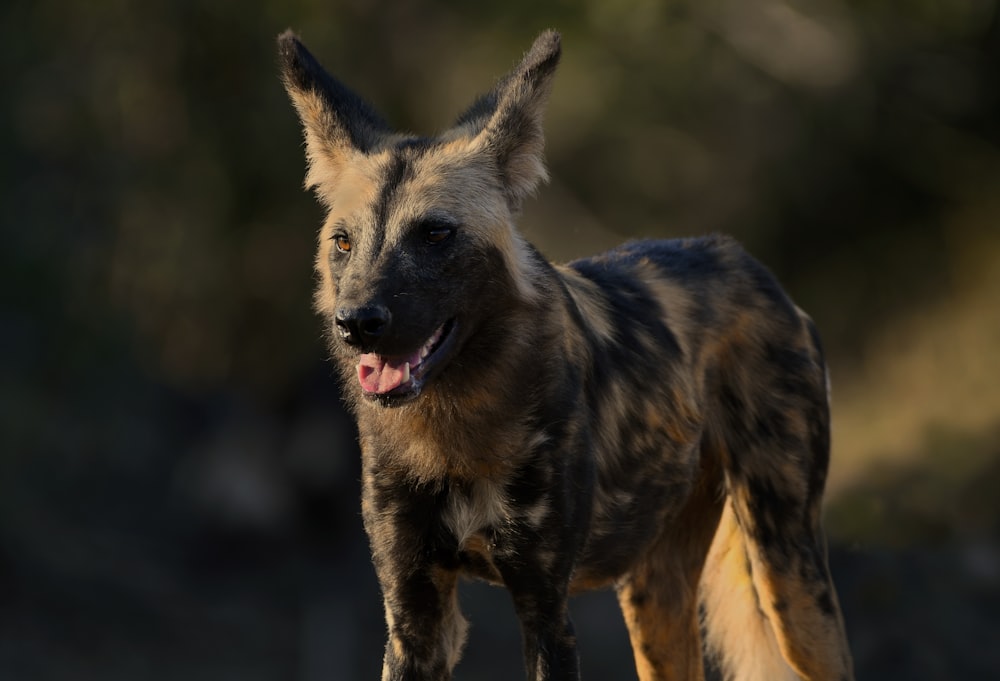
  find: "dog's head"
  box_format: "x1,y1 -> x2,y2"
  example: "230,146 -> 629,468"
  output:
279,31 -> 561,406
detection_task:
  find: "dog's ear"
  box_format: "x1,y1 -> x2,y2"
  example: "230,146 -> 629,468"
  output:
455,30 -> 561,208
278,30 -> 391,195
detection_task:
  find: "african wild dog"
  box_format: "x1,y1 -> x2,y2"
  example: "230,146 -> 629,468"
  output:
278,28 -> 854,681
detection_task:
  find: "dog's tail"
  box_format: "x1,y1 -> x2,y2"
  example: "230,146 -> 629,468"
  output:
699,501 -> 800,681
698,312 -> 852,681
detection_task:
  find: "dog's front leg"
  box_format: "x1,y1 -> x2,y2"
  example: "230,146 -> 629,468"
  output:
493,526 -> 581,681
377,565 -> 464,681
364,476 -> 465,681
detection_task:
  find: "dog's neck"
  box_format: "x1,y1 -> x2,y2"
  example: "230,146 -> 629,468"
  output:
352,258 -> 579,485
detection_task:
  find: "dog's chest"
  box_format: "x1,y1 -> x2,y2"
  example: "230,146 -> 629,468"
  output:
441,475 -> 555,584
442,478 -> 511,547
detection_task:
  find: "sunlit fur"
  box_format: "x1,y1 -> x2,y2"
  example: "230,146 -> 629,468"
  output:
280,28 -> 854,681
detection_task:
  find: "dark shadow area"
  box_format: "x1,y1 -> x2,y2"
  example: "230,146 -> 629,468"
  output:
827,423 -> 1000,680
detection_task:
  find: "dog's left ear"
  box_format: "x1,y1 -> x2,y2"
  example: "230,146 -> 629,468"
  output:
455,30 -> 562,208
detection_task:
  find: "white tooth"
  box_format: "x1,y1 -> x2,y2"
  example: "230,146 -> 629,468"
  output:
402,361 -> 410,383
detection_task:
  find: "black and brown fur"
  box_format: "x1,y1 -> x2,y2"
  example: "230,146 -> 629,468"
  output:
278,29 -> 854,681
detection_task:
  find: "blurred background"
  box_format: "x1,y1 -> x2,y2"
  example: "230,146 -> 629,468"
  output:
2,0 -> 998,678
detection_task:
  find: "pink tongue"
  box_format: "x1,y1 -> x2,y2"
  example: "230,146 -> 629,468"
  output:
357,351 -> 420,394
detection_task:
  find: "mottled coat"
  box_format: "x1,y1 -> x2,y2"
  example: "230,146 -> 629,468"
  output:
279,28 -> 853,681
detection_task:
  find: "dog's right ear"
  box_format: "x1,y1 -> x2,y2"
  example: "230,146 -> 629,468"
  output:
278,31 -> 391,195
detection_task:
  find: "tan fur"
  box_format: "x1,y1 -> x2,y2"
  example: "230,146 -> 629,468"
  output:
381,147 -> 546,304
312,155 -> 382,319
701,503 -> 800,681
616,457 -> 724,681
730,492 -> 851,680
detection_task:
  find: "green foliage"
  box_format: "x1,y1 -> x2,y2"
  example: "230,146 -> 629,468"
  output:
828,424 -> 1000,547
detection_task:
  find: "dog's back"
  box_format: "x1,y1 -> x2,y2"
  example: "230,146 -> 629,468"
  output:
557,235 -> 852,680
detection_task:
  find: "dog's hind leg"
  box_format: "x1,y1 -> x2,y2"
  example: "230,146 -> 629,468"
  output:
615,457 -> 724,681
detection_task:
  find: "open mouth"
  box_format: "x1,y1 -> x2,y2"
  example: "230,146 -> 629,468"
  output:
356,318 -> 457,404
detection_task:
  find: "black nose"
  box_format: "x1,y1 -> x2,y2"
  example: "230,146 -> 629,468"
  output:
335,305 -> 391,347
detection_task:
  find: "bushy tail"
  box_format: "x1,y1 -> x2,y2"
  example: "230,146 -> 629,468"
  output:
699,501 -> 800,681
698,307 -> 853,681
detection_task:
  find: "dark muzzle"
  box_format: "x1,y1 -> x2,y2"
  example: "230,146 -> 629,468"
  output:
335,305 -> 392,348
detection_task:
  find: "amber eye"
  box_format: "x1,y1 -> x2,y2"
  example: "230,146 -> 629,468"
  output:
334,235 -> 352,253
